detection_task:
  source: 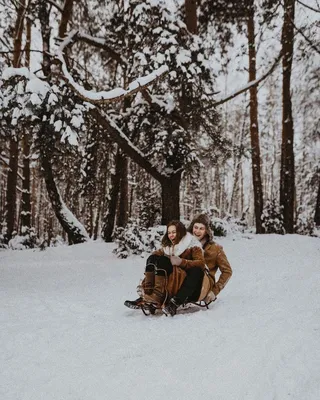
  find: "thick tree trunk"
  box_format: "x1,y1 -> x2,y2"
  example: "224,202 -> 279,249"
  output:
102,149 -> 123,242
13,0 -> 25,67
92,108 -> 183,227
280,0 -> 295,233
20,17 -> 32,233
5,138 -> 19,239
38,3 -> 87,244
5,0 -> 26,240
58,0 -> 74,39
160,173 -> 181,224
185,0 -> 198,34
39,123 -> 88,244
247,6 -> 265,233
117,155 -> 129,227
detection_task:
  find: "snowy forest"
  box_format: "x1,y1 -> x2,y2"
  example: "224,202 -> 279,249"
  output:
0,0 -> 319,250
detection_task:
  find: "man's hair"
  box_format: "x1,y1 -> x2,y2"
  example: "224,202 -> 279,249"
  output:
187,214 -> 213,241
162,220 -> 187,247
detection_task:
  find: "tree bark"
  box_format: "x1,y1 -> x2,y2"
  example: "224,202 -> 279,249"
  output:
92,107 -> 182,225
13,0 -> 25,67
38,122 -> 87,244
117,155 -> 129,227
20,132 -> 31,232
160,172 -> 181,224
247,5 -> 265,233
185,0 -> 198,34
280,0 -> 295,233
314,177 -> 320,226
5,0 -> 26,240
229,111 -> 246,216
102,148 -> 123,242
58,0 -> 74,39
20,17 -> 32,233
5,138 -> 19,239
38,2 -> 88,244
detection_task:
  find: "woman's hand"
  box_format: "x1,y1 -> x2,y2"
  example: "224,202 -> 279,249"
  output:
170,255 -> 182,266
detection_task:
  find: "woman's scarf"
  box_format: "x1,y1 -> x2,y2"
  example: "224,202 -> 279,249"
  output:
162,232 -> 203,256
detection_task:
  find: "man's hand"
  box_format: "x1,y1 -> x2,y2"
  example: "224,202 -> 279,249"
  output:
170,255 -> 182,266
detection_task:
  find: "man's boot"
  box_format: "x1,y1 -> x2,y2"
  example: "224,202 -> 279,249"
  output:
124,297 -> 143,309
143,275 -> 166,306
144,271 -> 154,295
162,297 -> 181,316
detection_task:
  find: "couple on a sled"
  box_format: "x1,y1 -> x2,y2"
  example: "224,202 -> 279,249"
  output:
124,214 -> 232,316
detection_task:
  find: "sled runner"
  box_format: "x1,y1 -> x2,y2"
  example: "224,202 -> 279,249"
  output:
124,266 -> 216,316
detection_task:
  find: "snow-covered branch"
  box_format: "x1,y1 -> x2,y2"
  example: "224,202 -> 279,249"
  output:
141,90 -> 189,131
57,55 -> 168,104
56,30 -> 169,105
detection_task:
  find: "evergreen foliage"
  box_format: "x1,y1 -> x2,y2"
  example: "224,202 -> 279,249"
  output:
261,200 -> 285,234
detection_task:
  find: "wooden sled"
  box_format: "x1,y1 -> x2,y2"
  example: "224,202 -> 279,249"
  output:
136,266 -> 216,316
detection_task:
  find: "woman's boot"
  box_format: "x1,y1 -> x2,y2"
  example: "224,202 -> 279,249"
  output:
143,271 -> 154,295
143,275 -> 166,306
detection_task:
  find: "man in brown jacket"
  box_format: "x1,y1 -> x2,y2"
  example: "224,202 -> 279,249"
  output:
163,214 -> 232,316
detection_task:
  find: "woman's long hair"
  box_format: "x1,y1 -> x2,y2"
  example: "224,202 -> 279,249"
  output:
161,220 -> 187,247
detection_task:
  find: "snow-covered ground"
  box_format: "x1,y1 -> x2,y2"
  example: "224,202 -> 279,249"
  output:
1,234 -> 320,400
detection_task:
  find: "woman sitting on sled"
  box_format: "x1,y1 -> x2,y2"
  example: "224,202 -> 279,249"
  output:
124,215 -> 233,316
124,220 -> 206,315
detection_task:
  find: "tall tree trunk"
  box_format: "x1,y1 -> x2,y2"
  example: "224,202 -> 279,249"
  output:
102,148 -> 123,242
185,0 -> 198,34
117,155 -> 129,227
31,166 -> 37,228
58,0 -> 74,39
38,122 -> 88,244
160,173 -> 181,224
5,0 -> 26,240
5,138 -> 19,239
38,2 -> 88,244
92,108 -> 182,229
13,0 -> 25,67
247,4 -> 265,233
20,132 -> 31,232
215,166 -> 221,213
20,17 -> 32,233
229,111 -> 246,215
280,0 -> 295,233
116,95 -> 130,228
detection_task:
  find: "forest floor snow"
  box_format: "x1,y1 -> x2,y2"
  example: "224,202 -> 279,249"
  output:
1,234 -> 320,400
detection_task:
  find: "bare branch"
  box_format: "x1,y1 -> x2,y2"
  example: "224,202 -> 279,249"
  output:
0,49 -> 50,55
57,29 -> 127,65
46,0 -> 63,13
204,50 -> 283,109
90,107 -> 167,183
290,18 -> 320,55
297,0 -> 320,13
